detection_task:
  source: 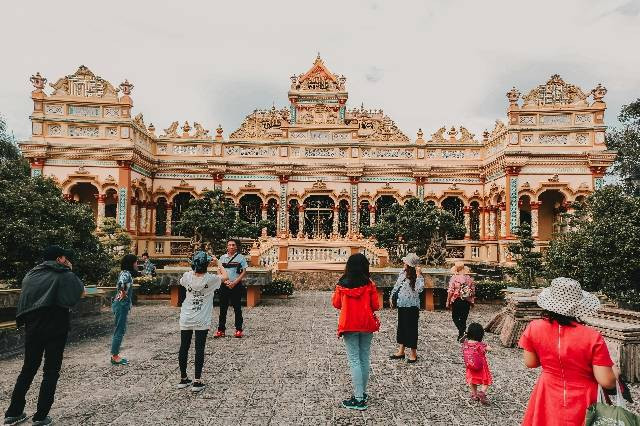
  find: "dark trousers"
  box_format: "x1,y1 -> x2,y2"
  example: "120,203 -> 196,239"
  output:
5,330 -> 68,421
396,307 -> 419,349
217,284 -> 243,332
179,330 -> 208,380
451,299 -> 471,338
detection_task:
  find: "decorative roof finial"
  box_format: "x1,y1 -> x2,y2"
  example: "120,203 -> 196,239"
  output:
216,124 -> 224,141
30,72 -> 47,92
119,79 -> 134,96
506,86 -> 520,106
591,83 -> 607,103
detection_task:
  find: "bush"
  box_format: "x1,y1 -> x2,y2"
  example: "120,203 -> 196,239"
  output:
262,278 -> 294,296
134,276 -> 169,295
474,280 -> 509,301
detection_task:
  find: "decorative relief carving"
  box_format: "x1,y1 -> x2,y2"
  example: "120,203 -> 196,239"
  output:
161,121 -> 179,138
441,150 -> 464,159
540,114 -> 571,125
522,135 -> 534,144
106,127 -> 118,137
300,147 -> 347,158
230,107 -> 289,140
518,115 -> 535,125
595,132 -> 605,144
68,126 -> 99,137
489,120 -> 507,139
32,122 -> 42,135
68,105 -> 100,117
575,114 -> 593,124
361,148 -> 413,159
104,107 -> 120,118
509,133 -> 519,144
538,134 -> 569,145
45,104 -> 64,115
50,65 -> 118,99
347,108 -> 409,142
224,146 -> 278,157
174,145 -> 197,155
576,134 -> 589,145
202,146 -> 212,155
522,74 -> 588,107
157,144 -> 167,154
193,122 -> 212,139
431,127 -> 446,143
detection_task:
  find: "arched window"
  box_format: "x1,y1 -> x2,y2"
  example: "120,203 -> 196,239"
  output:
105,188 -> 118,218
155,197 -> 167,236
69,182 -> 99,221
266,198 -> 278,236
375,195 -> 398,222
338,200 -> 349,237
538,190 -> 566,240
470,201 -> 480,240
302,195 -> 335,238
288,199 -> 300,236
519,195 -> 532,228
442,196 -> 465,239
239,194 -> 262,226
359,200 -> 370,230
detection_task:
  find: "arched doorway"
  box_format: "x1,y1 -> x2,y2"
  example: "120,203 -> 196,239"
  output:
266,198 -> 278,236
338,200 -> 349,237
239,194 -> 262,226
538,190 -> 566,240
105,188 -> 118,218
519,195 -> 532,228
359,200 -> 371,230
303,195 -> 335,238
171,192 -> 194,236
442,196 -> 465,239
375,195 -> 398,222
288,199 -> 300,236
69,182 -> 99,219
155,197 -> 168,236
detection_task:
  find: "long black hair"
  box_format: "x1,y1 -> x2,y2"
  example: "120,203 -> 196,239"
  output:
541,310 -> 578,326
405,265 -> 417,290
340,253 -> 370,288
120,254 -> 139,276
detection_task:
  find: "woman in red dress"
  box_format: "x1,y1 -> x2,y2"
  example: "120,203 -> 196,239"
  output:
519,277 -> 617,426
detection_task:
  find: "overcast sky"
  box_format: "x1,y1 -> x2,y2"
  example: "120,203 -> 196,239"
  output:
1,0 -> 639,141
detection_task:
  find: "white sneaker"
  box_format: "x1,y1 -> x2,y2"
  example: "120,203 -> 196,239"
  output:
176,378 -> 192,389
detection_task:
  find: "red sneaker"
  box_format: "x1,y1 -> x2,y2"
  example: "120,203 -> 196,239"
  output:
213,330 -> 225,338
234,330 -> 243,338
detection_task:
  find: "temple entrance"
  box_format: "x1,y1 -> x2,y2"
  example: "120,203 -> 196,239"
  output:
303,195 -> 334,238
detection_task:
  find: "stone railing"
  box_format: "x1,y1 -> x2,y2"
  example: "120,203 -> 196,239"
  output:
250,237 -> 389,270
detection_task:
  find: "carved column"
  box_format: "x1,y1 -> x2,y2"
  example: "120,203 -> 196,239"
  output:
117,161 -> 132,229
499,202 -> 507,239
129,198 -> 138,232
530,201 -> 541,239
212,173 -> 224,191
261,203 -> 268,221
346,203 -> 352,236
589,166 -> 607,191
505,166 -> 521,238
165,202 -> 173,236
297,205 -> 305,237
150,202 -> 156,235
368,204 -> 376,226
349,177 -> 360,237
278,175 -> 289,237
488,206 -> 496,240
463,206 -> 471,240
29,158 -> 45,178
96,194 -> 106,227
480,206 -> 487,240
139,201 -> 147,235
333,205 -> 340,235
415,177 -> 425,200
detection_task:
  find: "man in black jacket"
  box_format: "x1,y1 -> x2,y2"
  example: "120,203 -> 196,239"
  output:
4,245 -> 84,426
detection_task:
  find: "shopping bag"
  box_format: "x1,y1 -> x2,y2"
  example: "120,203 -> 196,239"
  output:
585,383 -> 640,426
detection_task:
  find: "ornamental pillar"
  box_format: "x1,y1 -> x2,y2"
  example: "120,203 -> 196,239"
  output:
333,205 -> 340,235
29,158 -> 45,177
165,202 -> 173,235
415,177 -> 426,200
480,206 -> 487,240
150,202 -> 157,235
530,201 -> 541,239
96,194 -> 106,227
139,202 -> 147,234
349,177 -> 360,237
117,161 -> 132,229
499,202 -> 507,239
346,203 -> 352,236
129,198 -> 138,232
261,203 -> 268,221
297,205 -> 305,237
488,207 -> 496,240
278,175 -> 289,237
463,206 -> 471,240
212,173 -> 224,191
505,166 -> 521,238
368,204 -> 376,226
589,166 -> 607,191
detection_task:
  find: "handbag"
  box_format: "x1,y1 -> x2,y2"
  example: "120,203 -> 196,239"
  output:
391,287 -> 400,308
585,383 -> 640,426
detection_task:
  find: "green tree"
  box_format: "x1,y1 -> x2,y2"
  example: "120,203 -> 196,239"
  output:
0,116 -> 110,286
369,198 -> 465,265
606,99 -> 640,195
175,190 -> 253,255
545,186 -> 640,309
508,222 -> 544,288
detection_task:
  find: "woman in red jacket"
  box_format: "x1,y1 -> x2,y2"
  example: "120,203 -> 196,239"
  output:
332,253 -> 381,411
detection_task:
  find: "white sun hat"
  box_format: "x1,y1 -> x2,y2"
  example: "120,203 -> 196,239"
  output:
401,253 -> 420,268
536,277 -> 600,318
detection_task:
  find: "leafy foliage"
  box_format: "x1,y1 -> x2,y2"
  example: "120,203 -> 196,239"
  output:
545,186 -> 640,309
606,98 -> 640,195
175,190 -> 257,255
369,198 -> 465,265
474,280 -> 509,301
508,222 -> 544,288
262,278 -> 294,296
96,217 -> 133,284
0,116 -> 111,286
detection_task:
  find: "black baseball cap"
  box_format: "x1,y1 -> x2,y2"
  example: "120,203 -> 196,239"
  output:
42,245 -> 74,261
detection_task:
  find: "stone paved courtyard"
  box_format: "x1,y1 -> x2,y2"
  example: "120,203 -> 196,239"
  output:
0,292 -> 638,425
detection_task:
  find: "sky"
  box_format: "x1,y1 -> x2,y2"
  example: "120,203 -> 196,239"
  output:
1,0 -> 639,141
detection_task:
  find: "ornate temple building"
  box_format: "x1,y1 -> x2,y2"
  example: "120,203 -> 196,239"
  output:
20,56 -> 615,265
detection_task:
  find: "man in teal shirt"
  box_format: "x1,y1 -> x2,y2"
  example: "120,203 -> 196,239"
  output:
214,239 -> 248,338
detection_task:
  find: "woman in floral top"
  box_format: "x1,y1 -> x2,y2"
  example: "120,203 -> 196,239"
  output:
446,261 -> 475,341
110,254 -> 138,365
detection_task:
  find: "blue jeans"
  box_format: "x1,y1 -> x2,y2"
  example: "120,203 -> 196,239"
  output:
343,332 -> 373,400
111,300 -> 130,355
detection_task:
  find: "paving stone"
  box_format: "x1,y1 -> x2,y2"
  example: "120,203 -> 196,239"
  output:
0,293 -> 638,425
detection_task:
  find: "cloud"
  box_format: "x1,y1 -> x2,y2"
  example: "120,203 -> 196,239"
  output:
0,0 -> 639,141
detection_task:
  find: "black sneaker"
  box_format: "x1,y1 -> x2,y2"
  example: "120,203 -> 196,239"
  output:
176,378 -> 192,389
363,393 -> 369,402
191,382 -> 206,393
3,413 -> 26,425
31,417 -> 52,426
342,396 -> 367,410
